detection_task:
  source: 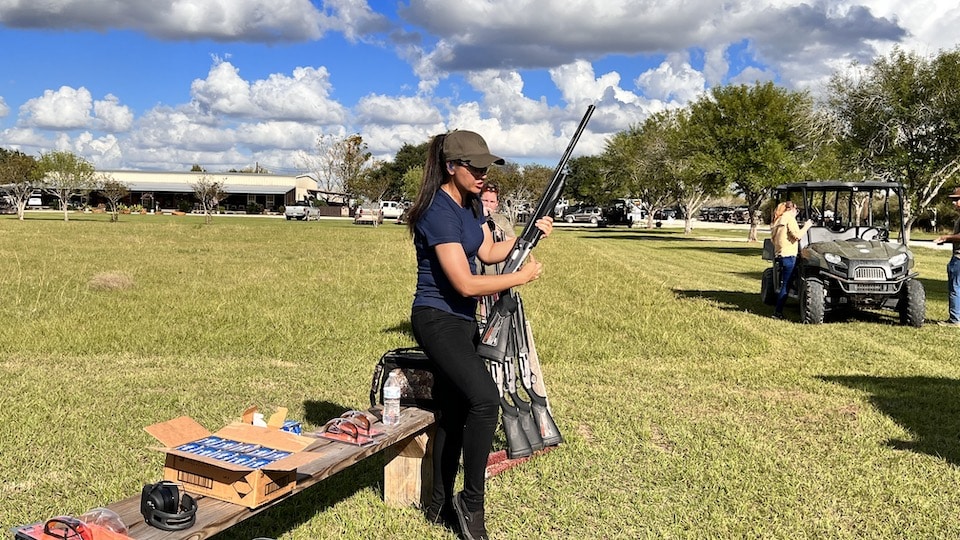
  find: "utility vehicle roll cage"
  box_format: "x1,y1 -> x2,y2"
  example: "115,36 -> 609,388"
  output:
774,180 -> 906,243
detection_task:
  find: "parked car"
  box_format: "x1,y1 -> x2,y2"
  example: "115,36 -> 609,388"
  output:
284,201 -> 321,221
379,201 -> 404,220
604,198 -> 646,226
27,191 -> 43,209
354,205 -> 383,225
563,206 -> 607,225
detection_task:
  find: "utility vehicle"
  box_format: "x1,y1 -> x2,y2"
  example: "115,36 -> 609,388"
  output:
761,181 -> 924,326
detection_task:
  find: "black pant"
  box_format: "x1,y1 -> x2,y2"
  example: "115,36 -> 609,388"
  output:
411,306 -> 500,512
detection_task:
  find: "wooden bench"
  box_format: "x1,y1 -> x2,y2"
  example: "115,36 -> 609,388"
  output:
104,407 -> 436,540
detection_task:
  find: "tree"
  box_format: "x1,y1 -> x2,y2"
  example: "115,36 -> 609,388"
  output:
568,154 -> 625,207
37,150 -> 96,222
338,135 -> 377,201
484,162 -> 555,226
515,164 -> 553,224
98,174 -> 129,222
647,109 -> 728,233
828,47 -> 960,239
192,174 -> 227,224
298,134 -> 376,203
401,165 -> 424,202
686,82 -> 832,241
371,141 -> 430,201
0,148 -> 40,220
298,134 -> 344,201
602,128 -> 673,229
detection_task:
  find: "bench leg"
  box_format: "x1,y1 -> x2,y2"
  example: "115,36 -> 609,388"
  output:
383,428 -> 434,507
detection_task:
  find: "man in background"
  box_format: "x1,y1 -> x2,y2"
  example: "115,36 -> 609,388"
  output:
934,188 -> 960,326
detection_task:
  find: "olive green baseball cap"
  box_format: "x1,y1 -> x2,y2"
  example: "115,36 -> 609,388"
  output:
442,130 -> 505,168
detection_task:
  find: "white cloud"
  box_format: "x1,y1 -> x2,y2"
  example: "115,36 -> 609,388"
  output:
0,0 -> 332,42
2,0 -> 956,173
399,0 -> 911,94
0,126 -> 55,154
463,70 -> 552,125
19,86 -> 94,129
190,59 -> 348,123
361,123 -> 443,159
355,94 -> 442,125
250,67 -> 347,122
94,95 -> 134,132
636,54 -> 706,103
191,60 -> 256,116
322,0 -> 393,42
17,86 -> 134,133
74,132 -> 124,169
131,106 -> 236,152
853,0 -> 960,55
234,121 -> 318,151
702,47 -> 729,87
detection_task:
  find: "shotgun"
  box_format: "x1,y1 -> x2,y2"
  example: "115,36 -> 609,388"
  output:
504,324 -> 544,453
513,295 -> 562,447
491,319 -> 533,459
479,104 -> 595,361
481,274 -> 532,459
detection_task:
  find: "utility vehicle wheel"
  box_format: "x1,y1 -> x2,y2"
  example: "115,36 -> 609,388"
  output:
565,216 -> 574,223
590,217 -> 598,224
760,267 -> 777,305
801,277 -> 825,324
899,279 -> 925,327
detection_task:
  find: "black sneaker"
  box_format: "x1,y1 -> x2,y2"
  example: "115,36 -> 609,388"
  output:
772,312 -> 784,320
453,492 -> 488,540
424,500 -> 459,532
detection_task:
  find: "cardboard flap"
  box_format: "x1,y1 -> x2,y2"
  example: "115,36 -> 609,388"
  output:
145,416 -> 211,447
241,405 -> 259,424
267,407 -> 288,428
214,422 -> 315,452
263,451 -> 320,472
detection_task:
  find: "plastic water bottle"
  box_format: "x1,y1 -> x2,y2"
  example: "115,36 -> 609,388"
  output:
383,371 -> 401,426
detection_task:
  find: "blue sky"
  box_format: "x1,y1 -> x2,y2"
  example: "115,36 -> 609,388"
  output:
0,0 -> 955,174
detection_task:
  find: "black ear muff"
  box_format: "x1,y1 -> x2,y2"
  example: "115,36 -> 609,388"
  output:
141,481 -> 197,531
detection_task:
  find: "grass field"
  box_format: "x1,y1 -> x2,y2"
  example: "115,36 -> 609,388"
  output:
2,213 -> 960,539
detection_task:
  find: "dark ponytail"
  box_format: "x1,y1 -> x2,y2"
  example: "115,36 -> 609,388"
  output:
406,133 -> 448,235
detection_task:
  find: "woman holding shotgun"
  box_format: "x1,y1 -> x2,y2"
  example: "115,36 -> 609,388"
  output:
406,130 -> 553,540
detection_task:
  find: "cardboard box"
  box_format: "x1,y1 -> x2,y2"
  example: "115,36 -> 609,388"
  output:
144,406 -> 322,508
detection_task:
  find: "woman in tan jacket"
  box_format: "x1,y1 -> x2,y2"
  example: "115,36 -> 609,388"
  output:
770,201 -> 813,318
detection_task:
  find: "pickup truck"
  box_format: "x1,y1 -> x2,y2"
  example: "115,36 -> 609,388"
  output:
284,202 -> 321,221
379,201 -> 404,220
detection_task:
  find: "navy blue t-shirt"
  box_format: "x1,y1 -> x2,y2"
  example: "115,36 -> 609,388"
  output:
413,190 -> 486,320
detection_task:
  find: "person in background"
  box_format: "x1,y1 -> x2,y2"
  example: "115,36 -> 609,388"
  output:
770,200 -> 813,319
480,184 -> 514,240
479,183 -> 514,286
934,188 -> 960,326
406,130 -> 553,540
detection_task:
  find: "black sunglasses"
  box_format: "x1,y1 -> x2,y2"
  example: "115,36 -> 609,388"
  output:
455,161 -> 488,177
